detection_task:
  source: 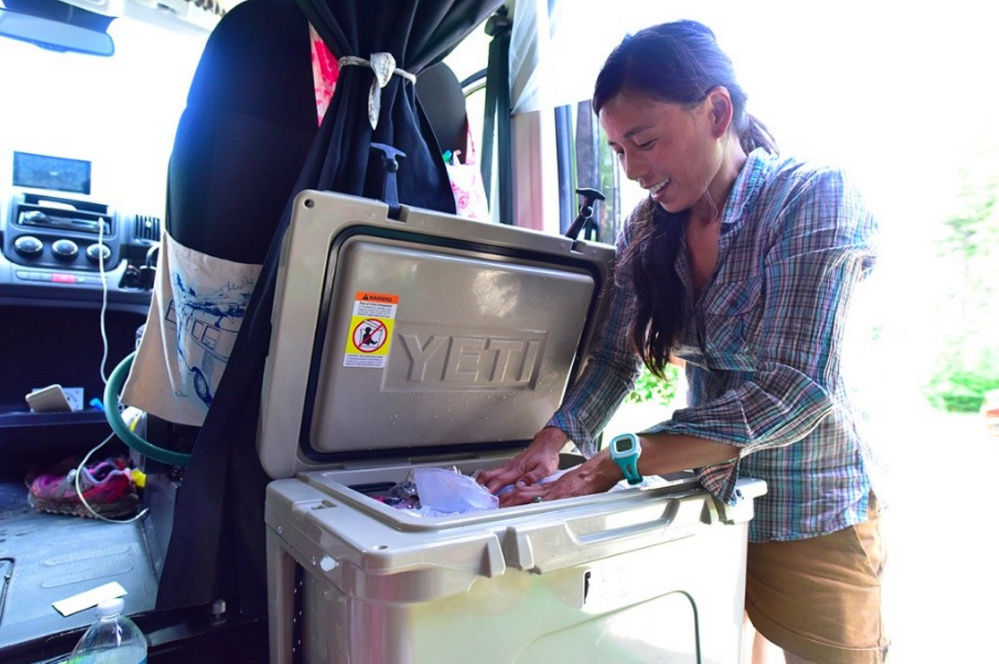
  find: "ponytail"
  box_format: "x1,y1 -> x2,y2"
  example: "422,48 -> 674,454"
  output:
739,112 -> 778,154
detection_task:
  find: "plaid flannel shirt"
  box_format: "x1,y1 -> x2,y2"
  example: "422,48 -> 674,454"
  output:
548,149 -> 883,542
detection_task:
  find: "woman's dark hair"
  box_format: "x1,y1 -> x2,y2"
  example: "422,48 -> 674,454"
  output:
593,20 -> 776,377
593,20 -> 776,156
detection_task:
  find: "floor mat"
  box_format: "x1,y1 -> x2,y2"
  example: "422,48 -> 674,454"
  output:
0,474 -> 158,652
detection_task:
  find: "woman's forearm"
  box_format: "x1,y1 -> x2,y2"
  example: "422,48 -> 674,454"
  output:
630,432 -> 740,478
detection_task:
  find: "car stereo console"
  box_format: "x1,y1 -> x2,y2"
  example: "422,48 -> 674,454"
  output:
0,151 -> 158,308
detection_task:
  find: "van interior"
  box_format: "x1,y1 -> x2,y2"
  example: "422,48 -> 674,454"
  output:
2,1 -> 997,663
0,1 -> 615,661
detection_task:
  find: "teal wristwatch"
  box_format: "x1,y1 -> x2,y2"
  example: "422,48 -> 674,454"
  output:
609,432 -> 643,485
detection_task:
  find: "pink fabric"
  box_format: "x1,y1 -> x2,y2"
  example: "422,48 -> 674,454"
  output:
446,123 -> 490,221
309,23 -> 339,126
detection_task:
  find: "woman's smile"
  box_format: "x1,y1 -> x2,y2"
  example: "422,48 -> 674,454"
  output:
647,177 -> 671,202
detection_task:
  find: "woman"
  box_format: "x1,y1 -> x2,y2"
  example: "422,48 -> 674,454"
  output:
477,20 -> 888,664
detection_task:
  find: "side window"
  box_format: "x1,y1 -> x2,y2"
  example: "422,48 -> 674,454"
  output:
443,26 -> 490,156
567,100 -> 619,244
557,100 -> 644,245
441,29 -> 493,220
441,7 -> 650,237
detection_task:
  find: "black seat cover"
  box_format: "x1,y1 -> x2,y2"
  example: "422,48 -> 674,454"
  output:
166,0 -> 317,265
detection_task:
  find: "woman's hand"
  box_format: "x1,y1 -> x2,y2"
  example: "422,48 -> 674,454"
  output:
477,426 -> 567,495
496,449 -> 621,507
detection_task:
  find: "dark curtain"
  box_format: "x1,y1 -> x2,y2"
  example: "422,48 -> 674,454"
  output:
157,0 -> 505,615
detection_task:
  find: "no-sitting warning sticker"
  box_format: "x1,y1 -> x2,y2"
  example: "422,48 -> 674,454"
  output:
344,291 -> 398,368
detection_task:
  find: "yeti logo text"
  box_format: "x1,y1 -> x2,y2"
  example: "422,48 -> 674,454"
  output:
400,334 -> 542,386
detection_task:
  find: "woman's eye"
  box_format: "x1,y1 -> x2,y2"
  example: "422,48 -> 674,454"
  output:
636,140 -> 656,150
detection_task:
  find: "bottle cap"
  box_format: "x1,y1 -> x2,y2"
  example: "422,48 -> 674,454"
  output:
95,597 -> 125,618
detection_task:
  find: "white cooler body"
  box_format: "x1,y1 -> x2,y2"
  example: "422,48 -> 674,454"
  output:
258,191 -> 766,663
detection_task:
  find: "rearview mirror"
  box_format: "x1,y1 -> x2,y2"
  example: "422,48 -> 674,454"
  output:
0,7 -> 114,57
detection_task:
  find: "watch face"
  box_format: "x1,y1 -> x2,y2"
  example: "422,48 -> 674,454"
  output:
613,436 -> 634,454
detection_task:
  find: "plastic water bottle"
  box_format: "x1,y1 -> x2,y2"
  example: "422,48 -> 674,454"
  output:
68,598 -> 148,663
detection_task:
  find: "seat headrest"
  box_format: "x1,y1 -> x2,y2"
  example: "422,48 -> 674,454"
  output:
416,62 -> 468,157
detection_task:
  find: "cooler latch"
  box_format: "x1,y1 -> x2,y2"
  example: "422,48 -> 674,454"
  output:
369,143 -> 405,219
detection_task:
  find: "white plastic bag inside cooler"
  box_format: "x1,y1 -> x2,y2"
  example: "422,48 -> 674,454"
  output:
414,467 -> 498,514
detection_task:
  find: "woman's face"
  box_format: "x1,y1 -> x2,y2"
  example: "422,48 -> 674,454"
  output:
599,91 -> 723,215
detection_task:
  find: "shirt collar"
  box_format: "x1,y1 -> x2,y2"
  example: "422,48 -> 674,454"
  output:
720,148 -> 773,231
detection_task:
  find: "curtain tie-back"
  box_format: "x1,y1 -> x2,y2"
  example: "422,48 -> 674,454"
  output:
339,53 -> 416,130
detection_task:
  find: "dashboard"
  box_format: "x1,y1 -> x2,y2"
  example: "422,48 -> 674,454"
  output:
0,150 -> 157,447
0,4 -> 201,450
0,150 -> 158,313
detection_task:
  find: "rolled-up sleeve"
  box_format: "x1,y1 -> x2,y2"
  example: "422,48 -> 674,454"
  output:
547,223 -> 642,455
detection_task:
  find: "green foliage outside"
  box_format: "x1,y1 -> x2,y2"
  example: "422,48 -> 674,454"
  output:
925,363 -> 996,414
923,159 -> 999,413
625,363 -> 680,406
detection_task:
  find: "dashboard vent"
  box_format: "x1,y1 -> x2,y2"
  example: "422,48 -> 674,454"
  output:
134,215 -> 161,242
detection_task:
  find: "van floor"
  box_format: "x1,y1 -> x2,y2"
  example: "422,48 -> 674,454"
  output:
0,470 -> 270,664
0,470 -> 158,656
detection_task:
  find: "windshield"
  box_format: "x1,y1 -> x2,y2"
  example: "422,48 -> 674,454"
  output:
0,15 -> 208,216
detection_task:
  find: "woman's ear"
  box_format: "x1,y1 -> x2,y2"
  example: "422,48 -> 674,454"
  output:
705,86 -> 734,139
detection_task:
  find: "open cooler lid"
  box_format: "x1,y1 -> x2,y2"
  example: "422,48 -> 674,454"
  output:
258,191 -> 616,480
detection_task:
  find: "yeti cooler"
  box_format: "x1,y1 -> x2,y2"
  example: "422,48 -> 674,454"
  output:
258,191 -> 766,664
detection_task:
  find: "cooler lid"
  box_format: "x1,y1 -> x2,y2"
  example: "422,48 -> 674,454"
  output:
258,191 -> 616,479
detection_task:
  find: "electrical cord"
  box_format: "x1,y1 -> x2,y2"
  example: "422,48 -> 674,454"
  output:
98,218 -> 110,385
70,220 -> 150,522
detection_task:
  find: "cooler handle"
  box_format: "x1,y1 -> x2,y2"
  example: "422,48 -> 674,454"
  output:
503,496 -> 711,573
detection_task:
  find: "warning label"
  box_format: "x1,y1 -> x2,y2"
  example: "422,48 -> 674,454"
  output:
344,291 -> 398,368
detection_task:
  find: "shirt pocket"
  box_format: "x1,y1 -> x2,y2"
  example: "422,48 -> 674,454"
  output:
700,276 -> 762,371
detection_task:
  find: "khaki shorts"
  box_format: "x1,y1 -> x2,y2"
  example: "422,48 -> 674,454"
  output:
745,495 -> 890,663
